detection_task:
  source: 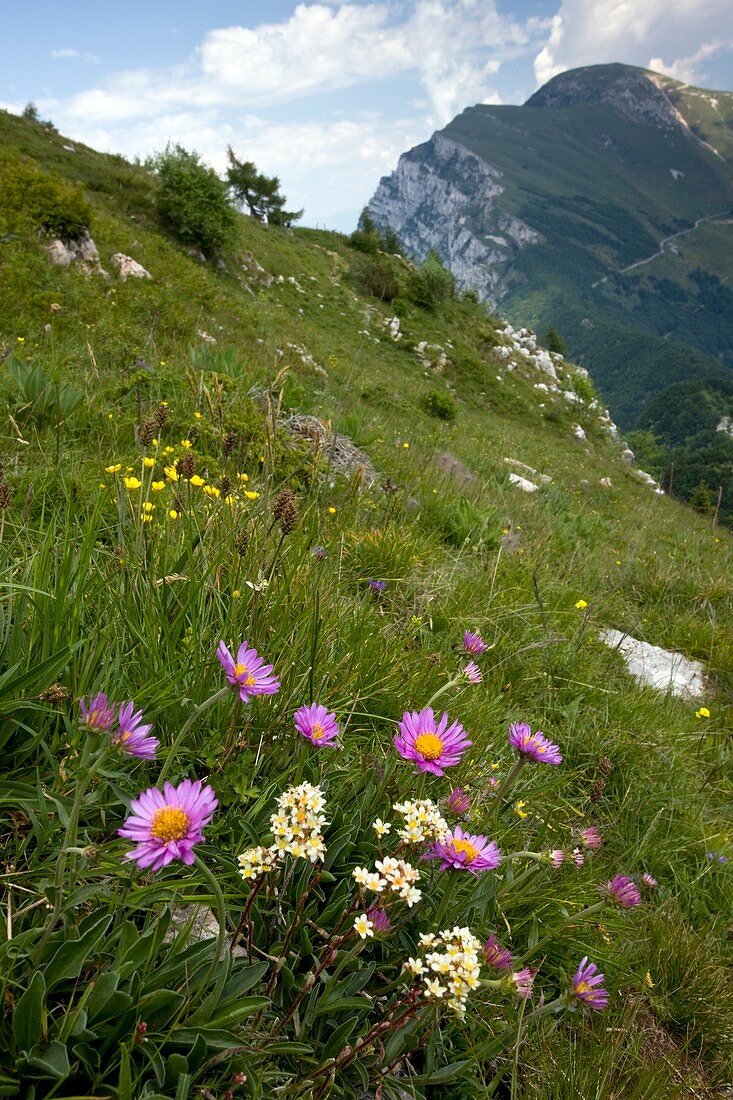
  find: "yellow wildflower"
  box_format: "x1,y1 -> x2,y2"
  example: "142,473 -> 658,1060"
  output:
514,800 -> 528,820
644,971 -> 655,988
232,589 -> 241,599
695,707 -> 710,719
164,466 -> 179,481
203,485 -> 221,499
105,464 -> 122,474
194,411 -> 202,419
143,456 -> 155,468
237,473 -> 249,482
181,439 -> 192,449
151,481 -> 165,492
169,509 -> 180,520
575,599 -> 588,610
327,506 -> 336,514
163,446 -> 174,456
123,476 -> 142,491
244,490 -> 260,501
140,513 -> 152,523
189,475 -> 205,487
142,502 -> 155,513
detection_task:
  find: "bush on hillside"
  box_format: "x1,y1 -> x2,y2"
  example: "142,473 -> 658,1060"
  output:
0,154 -> 91,239
350,253 -> 399,302
407,249 -> 455,310
150,144 -> 236,255
422,388 -> 457,421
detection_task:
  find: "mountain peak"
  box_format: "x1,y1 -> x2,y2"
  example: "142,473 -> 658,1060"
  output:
525,63 -> 688,131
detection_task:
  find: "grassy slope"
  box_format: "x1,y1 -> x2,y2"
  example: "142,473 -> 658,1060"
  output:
1,112 -> 732,1097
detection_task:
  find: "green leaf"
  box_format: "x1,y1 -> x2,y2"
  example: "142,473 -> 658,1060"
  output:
167,1027 -> 249,1050
320,1016 -> 357,1062
26,1041 -> 71,1080
414,1059 -> 469,1084
219,960 -> 269,1002
12,971 -> 45,1051
44,913 -> 113,988
117,1045 -> 132,1100
137,988 -> 186,1030
206,996 -> 270,1028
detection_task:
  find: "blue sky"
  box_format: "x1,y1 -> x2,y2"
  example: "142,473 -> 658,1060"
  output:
2,1 -> 732,230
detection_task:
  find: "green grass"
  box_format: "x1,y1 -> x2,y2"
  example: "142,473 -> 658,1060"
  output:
0,108 -> 731,1099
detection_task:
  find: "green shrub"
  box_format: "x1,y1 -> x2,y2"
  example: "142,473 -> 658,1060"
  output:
406,249 -> 455,310
350,254 -> 399,301
571,369 -> 597,404
0,154 -> 91,238
421,388 -> 457,421
150,144 -> 236,255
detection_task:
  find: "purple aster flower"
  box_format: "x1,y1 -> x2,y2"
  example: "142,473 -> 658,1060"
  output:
216,640 -> 280,702
463,630 -> 488,655
294,702 -> 340,747
580,827 -> 602,850
112,702 -> 159,759
706,851 -> 729,863
394,707 -> 472,776
512,968 -> 534,999
446,787 -> 471,816
483,934 -> 513,970
366,906 -> 392,934
603,874 -> 641,908
642,873 -> 658,888
463,661 -> 482,684
119,779 -> 218,871
508,722 -> 562,765
572,957 -> 609,1011
424,826 -> 501,874
368,579 -> 387,592
79,692 -> 116,731
311,545 -> 326,561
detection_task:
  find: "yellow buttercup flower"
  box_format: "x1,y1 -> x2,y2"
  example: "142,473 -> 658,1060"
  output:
105,463 -> 122,474
143,456 -> 155,468
142,501 -> 155,513
203,484 -> 221,499
695,707 -> 710,719
164,466 -> 179,481
163,446 -> 174,456
169,509 -> 180,520
140,513 -> 152,523
237,472 -> 249,482
124,476 -> 142,490
151,481 -> 165,492
327,506 -> 336,514
194,411 -> 202,420
244,490 -> 260,501
181,439 -> 192,449
575,599 -> 588,610
514,800 -> 529,820
189,475 -> 205,487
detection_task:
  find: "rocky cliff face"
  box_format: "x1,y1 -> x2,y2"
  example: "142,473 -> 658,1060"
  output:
369,133 -> 540,305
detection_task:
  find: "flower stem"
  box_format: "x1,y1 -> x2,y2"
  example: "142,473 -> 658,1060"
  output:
495,757 -> 525,805
425,677 -> 462,710
159,686 -> 232,783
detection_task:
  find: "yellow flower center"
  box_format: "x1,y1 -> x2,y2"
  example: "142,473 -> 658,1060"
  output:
311,723 -> 325,740
150,806 -> 190,843
450,838 -> 479,863
414,732 -> 444,760
233,663 -> 256,686
575,980 -> 592,994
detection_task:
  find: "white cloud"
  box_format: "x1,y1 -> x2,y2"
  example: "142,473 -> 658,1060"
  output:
534,0 -> 733,88
30,2 -> 549,224
50,48 -> 100,64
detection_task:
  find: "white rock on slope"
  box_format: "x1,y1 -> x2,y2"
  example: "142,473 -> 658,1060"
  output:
599,629 -> 706,699
112,253 -> 151,280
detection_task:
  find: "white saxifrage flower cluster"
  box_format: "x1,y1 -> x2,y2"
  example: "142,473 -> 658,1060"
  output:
352,857 -> 422,906
237,782 -> 328,881
405,926 -> 483,1016
393,799 -> 449,845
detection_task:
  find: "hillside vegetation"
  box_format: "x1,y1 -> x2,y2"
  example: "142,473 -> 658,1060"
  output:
0,109 -> 731,1099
